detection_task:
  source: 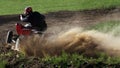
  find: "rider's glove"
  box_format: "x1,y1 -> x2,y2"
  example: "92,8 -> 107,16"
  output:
20,15 -> 23,20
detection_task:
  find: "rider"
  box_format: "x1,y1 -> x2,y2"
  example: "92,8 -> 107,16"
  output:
6,6 -> 47,44
20,6 -> 47,32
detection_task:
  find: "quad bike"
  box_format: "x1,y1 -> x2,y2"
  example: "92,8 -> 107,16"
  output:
6,23 -> 44,51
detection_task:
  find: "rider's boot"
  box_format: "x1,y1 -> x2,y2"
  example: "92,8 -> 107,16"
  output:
32,29 -> 43,34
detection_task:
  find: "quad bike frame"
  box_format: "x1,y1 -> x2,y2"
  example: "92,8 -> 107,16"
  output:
6,23 -> 43,51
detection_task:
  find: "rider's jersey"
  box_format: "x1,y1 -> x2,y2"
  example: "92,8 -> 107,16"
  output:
20,11 -> 47,31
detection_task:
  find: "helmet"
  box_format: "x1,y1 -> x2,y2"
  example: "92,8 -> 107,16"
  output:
24,6 -> 32,14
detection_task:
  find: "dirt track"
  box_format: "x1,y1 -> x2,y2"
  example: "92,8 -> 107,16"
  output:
0,7 -> 120,44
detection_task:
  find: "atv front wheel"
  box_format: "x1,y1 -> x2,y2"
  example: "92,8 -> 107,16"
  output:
6,30 -> 13,44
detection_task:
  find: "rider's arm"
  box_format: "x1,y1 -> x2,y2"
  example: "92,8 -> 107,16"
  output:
20,15 -> 29,22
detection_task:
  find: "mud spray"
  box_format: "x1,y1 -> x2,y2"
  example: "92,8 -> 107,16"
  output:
19,27 -> 120,57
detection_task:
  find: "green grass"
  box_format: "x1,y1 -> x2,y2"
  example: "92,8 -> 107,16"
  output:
0,0 -> 120,15
88,21 -> 120,36
0,61 -> 7,68
1,48 -> 120,67
41,53 -> 120,67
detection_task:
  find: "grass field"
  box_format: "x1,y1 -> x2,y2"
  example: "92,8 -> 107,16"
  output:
2,52 -> 120,68
0,0 -> 120,15
1,0 -> 120,68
